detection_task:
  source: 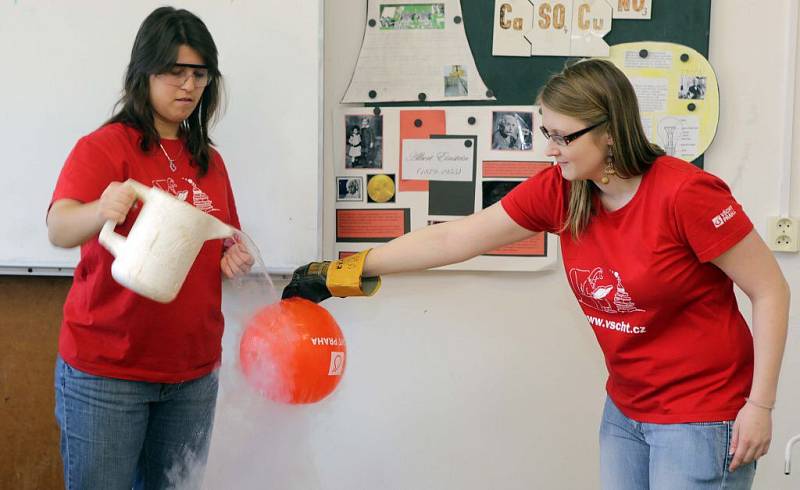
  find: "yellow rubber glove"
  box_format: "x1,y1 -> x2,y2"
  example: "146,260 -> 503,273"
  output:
281,249 -> 381,303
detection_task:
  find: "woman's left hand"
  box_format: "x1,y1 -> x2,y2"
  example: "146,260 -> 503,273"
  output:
728,402 -> 772,472
221,237 -> 254,278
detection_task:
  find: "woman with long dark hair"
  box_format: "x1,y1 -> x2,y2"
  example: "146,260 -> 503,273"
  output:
283,59 -> 789,489
47,7 -> 252,488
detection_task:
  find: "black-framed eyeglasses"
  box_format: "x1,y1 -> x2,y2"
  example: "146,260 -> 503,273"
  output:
156,63 -> 212,88
539,119 -> 607,146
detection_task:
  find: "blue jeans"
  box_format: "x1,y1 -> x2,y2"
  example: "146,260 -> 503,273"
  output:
54,356 -> 219,490
599,397 -> 756,489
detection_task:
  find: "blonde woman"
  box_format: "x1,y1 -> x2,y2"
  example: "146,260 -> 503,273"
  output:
284,59 -> 788,489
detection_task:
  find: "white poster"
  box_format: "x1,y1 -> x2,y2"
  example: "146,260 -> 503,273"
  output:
492,0 -> 534,56
343,0 -> 495,102
334,105 -> 558,272
524,0 -> 612,57
624,50 -> 673,70
656,115 -> 700,159
630,77 -> 669,113
569,0 -> 613,57
402,139 -> 475,182
526,0 -> 574,56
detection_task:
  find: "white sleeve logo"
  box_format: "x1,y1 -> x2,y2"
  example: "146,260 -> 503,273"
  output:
712,205 -> 736,229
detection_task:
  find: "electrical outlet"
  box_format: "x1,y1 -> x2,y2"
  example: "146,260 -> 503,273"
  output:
768,217 -> 800,252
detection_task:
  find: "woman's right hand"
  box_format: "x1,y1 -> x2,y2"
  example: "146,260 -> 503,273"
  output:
48,182 -> 138,249
97,181 -> 137,225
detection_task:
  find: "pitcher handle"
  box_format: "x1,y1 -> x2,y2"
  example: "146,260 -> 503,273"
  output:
98,220 -> 125,256
123,178 -> 152,199
98,179 -> 151,257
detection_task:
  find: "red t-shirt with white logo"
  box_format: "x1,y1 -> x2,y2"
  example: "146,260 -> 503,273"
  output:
501,156 -> 754,423
50,123 -> 241,383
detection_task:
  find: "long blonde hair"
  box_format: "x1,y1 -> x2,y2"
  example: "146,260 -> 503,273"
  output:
538,59 -> 664,238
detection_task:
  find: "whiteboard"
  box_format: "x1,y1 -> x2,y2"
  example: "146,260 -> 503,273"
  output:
0,0 -> 322,275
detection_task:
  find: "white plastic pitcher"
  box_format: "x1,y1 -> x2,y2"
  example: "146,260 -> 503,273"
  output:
98,179 -> 236,303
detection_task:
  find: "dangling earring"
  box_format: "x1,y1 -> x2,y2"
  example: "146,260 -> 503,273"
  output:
601,145 -> 616,185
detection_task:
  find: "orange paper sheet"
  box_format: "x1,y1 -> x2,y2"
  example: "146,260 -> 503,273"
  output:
483,161 -> 551,179
398,110 -> 447,192
336,209 -> 409,241
484,232 -> 546,256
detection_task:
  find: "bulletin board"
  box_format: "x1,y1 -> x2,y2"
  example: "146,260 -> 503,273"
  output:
463,0 -> 714,168
333,0 -> 713,270
461,0 -> 711,104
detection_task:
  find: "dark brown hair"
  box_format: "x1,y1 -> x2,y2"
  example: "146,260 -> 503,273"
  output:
107,6 -> 223,176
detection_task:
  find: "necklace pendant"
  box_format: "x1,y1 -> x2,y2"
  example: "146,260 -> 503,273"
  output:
159,142 -> 180,173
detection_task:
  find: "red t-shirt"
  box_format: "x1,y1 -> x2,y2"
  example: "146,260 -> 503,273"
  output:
501,156 -> 754,423
50,123 -> 241,383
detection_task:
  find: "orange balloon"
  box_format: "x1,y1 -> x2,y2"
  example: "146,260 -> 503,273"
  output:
239,298 -> 346,404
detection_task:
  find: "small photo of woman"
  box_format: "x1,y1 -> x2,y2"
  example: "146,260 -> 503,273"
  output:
337,176 -> 364,201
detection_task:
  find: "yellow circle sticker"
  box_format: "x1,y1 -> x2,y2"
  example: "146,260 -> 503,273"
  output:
367,174 -> 395,203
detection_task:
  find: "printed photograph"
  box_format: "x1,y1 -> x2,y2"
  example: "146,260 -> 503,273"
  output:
336,176 -> 364,202
379,4 -> 446,30
345,114 -> 383,169
656,116 -> 685,156
444,64 -> 468,97
678,75 -> 706,100
491,111 -> 533,151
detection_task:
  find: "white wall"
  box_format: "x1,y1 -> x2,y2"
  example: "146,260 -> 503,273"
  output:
707,1 -> 800,487
214,1 -> 800,489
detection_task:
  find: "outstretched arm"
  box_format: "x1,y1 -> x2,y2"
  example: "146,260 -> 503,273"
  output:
363,202 -> 535,275
283,202 -> 537,302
